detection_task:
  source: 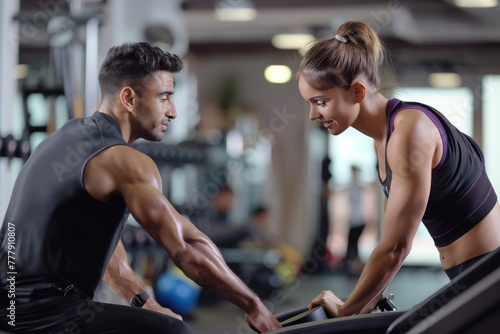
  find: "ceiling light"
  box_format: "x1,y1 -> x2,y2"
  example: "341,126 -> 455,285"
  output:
271,33 -> 316,50
428,72 -> 462,88
453,0 -> 497,8
264,65 -> 292,84
214,0 -> 257,22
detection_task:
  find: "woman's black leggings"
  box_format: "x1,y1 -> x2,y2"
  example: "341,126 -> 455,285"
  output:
444,251 -> 492,280
0,294 -> 194,334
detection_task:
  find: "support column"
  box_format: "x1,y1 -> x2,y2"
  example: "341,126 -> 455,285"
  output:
0,0 -> 20,223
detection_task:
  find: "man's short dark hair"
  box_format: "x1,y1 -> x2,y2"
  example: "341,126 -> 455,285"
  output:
98,42 -> 184,96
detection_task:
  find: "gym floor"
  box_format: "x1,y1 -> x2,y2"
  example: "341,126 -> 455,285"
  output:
95,265 -> 447,334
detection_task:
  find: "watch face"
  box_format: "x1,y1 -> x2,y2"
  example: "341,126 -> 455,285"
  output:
132,292 -> 149,307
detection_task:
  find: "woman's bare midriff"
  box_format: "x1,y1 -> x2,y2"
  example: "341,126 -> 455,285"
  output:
438,203 -> 500,270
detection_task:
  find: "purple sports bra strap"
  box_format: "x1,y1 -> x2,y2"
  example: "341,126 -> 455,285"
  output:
386,98 -> 401,117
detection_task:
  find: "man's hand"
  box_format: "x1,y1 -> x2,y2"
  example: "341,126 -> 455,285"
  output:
309,290 -> 344,318
245,303 -> 282,333
143,298 -> 183,321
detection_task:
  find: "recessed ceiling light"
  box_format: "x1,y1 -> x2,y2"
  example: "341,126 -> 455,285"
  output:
214,0 -> 257,22
453,0 -> 497,8
428,72 -> 462,88
264,65 -> 292,84
271,33 -> 316,50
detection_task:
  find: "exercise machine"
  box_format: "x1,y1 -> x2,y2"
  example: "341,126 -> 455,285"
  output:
267,248 -> 500,333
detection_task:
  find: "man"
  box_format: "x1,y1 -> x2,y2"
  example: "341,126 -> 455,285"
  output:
0,42 -> 281,333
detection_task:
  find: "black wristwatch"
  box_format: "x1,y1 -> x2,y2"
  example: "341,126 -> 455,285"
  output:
130,291 -> 150,308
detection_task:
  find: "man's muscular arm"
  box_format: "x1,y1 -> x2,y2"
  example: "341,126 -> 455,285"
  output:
85,146 -> 281,333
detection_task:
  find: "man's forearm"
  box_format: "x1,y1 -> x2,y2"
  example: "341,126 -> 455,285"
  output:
103,241 -> 149,303
171,234 -> 261,313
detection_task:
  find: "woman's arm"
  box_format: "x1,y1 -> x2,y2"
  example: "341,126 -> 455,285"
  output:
311,109 -> 441,316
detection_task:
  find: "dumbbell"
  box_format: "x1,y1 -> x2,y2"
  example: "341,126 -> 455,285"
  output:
0,135 -> 17,159
15,137 -> 31,161
0,135 -> 30,160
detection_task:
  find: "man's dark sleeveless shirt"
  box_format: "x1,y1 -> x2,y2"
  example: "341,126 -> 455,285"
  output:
0,112 -> 129,301
380,99 -> 497,247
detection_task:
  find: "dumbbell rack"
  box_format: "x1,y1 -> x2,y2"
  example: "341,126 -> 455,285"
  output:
0,134 -> 30,161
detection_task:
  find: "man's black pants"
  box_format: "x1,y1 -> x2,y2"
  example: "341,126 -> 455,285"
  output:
0,294 -> 194,334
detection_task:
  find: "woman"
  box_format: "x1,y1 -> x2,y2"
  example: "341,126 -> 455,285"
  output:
297,20 -> 500,318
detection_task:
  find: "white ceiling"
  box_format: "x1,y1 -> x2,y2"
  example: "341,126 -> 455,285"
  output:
17,0 -> 500,46
181,0 -> 500,45
14,0 -> 500,73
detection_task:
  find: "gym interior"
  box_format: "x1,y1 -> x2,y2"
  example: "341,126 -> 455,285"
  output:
1,0 -> 500,333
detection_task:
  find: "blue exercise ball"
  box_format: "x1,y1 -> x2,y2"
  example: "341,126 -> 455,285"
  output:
155,272 -> 200,315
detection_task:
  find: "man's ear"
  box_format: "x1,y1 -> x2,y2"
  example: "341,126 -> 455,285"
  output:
119,87 -> 135,112
350,81 -> 367,103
